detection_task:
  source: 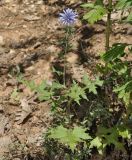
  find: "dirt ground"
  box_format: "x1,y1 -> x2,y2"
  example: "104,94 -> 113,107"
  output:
0,0 -> 132,159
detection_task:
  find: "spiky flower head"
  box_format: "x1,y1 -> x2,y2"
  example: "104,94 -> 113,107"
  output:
59,8 -> 78,26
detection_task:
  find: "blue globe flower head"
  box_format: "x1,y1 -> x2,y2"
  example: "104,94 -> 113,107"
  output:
59,8 -> 78,26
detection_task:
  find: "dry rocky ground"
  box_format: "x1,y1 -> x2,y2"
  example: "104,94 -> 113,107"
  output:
0,0 -> 131,159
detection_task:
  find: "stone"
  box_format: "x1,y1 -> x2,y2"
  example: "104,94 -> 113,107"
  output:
36,0 -> 43,5
9,49 -> 16,54
24,15 -> 41,21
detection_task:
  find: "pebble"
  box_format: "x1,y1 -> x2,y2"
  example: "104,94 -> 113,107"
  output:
115,34 -> 121,40
9,49 -> 16,54
36,0 -> 43,5
24,15 -> 41,21
23,25 -> 27,28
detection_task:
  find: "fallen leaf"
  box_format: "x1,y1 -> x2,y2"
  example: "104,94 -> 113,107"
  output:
15,98 -> 32,124
0,136 -> 12,156
0,113 -> 9,135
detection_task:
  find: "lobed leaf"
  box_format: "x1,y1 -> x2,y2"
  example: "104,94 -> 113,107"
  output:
82,74 -> 103,94
83,5 -> 107,24
102,43 -> 127,62
49,125 -> 91,151
115,0 -> 132,9
68,81 -> 88,104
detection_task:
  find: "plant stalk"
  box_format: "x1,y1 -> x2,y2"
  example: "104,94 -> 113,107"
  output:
63,27 -> 70,86
105,0 -> 112,51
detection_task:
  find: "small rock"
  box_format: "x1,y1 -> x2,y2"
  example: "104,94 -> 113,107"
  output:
36,0 -> 43,5
23,25 -> 27,28
115,34 -> 121,40
24,15 -> 41,21
9,49 -> 16,54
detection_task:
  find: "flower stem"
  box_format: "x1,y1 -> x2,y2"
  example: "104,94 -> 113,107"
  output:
63,27 -> 70,86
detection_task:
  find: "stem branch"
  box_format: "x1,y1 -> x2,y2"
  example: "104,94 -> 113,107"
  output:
106,0 -> 112,51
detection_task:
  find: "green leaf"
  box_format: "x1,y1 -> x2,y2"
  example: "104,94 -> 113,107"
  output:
36,81 -> 47,93
123,92 -> 130,106
116,63 -> 128,75
73,126 -> 92,140
102,43 -> 127,62
89,136 -> 102,149
94,76 -> 104,86
82,74 -> 92,86
49,126 -> 67,139
126,13 -> 132,22
51,82 -> 64,90
49,125 -> 91,151
95,0 -> 104,6
115,0 -> 132,9
125,80 -> 132,92
52,67 -> 63,76
97,126 -> 125,151
114,81 -> 132,105
68,81 -> 88,104
118,128 -> 131,139
82,74 -> 103,94
38,90 -> 52,101
28,80 -> 37,91
11,88 -> 20,101
34,81 -> 53,101
89,83 -> 97,94
83,5 -> 107,24
116,0 -> 128,9
81,3 -> 94,8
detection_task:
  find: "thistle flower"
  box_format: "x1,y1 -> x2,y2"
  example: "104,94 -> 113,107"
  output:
59,8 -> 78,26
